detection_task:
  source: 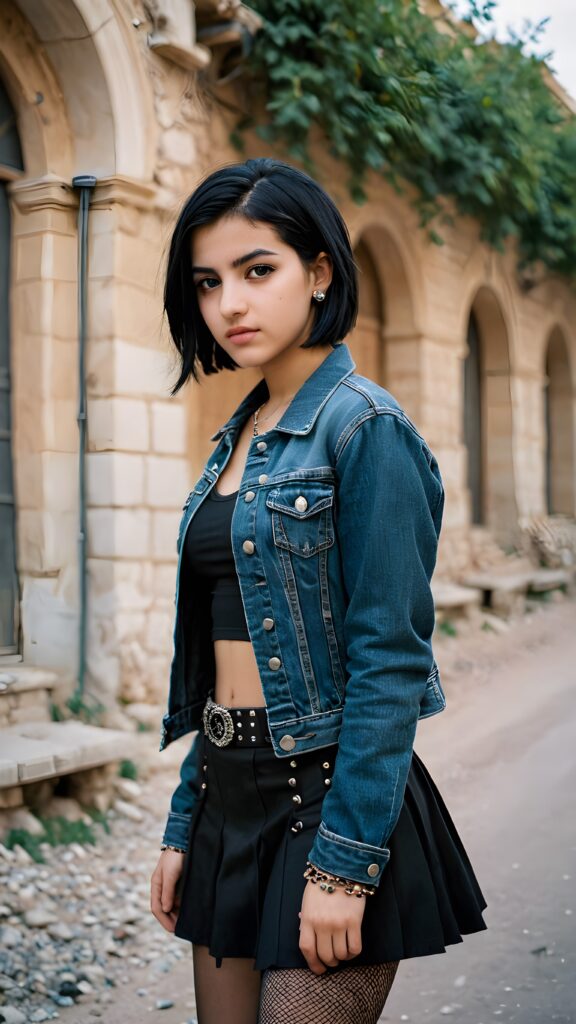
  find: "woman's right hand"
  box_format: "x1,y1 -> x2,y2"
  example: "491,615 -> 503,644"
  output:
150,850 -> 185,932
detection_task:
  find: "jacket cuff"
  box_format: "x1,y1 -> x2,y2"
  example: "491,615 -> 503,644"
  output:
161,811 -> 191,851
307,821 -> 390,887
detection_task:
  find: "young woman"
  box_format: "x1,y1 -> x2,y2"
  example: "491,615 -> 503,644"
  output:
150,158 -> 487,1024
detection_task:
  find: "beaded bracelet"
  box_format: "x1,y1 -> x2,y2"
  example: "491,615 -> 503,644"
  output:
160,843 -> 186,854
303,861 -> 376,898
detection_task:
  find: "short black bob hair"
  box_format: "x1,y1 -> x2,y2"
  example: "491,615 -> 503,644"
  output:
163,157 -> 358,392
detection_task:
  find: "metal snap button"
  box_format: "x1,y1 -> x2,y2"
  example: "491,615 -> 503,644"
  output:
258,473 -> 268,484
263,617 -> 274,630
290,760 -> 298,768
322,762 -> 330,769
201,782 -> 207,790
292,794 -> 302,805
256,440 -> 267,451
279,735 -> 296,751
324,778 -> 331,786
245,491 -> 256,502
288,777 -> 297,787
291,820 -> 303,833
268,656 -> 281,670
367,863 -> 380,878
294,495 -> 308,513
242,539 -> 255,554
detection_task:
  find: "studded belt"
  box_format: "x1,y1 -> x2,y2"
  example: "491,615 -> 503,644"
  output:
202,697 -> 272,747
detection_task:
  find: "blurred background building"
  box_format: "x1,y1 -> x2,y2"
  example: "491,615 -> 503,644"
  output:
0,1 -> 574,799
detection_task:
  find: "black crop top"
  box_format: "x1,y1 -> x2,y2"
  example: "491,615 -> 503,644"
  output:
182,486 -> 251,641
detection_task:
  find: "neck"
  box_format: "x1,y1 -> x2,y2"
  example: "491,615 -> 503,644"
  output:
259,343 -> 334,407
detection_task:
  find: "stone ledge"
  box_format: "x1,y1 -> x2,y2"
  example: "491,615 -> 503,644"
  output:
0,721 -> 139,787
432,580 -> 483,610
0,665 -> 58,694
528,568 -> 573,592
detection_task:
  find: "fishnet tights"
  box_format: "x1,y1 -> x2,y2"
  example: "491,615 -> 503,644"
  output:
257,961 -> 400,1024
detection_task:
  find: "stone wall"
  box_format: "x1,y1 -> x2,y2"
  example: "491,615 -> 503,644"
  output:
0,0 -> 574,713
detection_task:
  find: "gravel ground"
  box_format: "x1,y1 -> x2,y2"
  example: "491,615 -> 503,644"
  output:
0,592 -> 573,1024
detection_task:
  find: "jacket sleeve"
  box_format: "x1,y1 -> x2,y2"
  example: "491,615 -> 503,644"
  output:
306,410 -> 445,886
161,730 -> 203,851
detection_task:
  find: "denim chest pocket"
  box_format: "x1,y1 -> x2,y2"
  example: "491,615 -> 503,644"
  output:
266,483 -> 335,557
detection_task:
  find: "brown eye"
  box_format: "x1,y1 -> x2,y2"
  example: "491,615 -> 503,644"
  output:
247,265 -> 274,279
196,277 -> 219,291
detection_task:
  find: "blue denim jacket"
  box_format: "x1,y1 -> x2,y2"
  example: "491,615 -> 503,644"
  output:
160,341 -> 446,886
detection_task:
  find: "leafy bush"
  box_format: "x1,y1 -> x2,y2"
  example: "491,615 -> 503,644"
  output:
237,0 -> 576,278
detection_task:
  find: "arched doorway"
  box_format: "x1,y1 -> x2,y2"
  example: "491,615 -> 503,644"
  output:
463,311 -> 483,524
0,76 -> 24,655
463,288 -> 517,541
350,238 -> 384,382
544,327 -> 575,515
349,225 -> 416,390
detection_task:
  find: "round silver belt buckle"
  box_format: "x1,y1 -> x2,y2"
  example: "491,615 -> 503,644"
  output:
202,699 -> 234,747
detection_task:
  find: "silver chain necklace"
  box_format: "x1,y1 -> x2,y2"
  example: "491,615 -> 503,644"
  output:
253,395 -> 296,436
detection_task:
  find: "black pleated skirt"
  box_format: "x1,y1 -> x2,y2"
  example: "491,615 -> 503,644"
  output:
174,732 -> 487,970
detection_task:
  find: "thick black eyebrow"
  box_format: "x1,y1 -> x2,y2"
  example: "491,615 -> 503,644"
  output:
192,249 -> 279,274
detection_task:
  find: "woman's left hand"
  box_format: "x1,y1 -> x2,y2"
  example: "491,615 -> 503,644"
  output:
298,880 -> 366,975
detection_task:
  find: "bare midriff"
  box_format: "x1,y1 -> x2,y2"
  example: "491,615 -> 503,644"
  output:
212,414 -> 272,709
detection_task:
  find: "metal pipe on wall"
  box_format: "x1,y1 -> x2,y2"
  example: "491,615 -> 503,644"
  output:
72,175 -> 96,703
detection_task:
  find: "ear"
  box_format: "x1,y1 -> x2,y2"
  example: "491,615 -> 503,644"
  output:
311,252 -> 333,294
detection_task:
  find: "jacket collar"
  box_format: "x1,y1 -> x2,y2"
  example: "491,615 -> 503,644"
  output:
209,342 -> 356,442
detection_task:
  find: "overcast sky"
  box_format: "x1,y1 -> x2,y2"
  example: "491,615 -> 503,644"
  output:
450,0 -> 576,100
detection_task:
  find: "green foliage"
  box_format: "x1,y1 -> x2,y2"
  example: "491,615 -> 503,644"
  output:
5,814 -> 105,863
438,619 -> 458,636
118,759 -> 138,780
239,0 -> 576,278
65,690 -> 106,725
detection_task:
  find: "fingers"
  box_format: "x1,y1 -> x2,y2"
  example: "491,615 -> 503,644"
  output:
332,930 -> 350,962
299,920 -> 327,975
150,856 -> 183,934
344,925 -> 363,960
316,930 -> 340,969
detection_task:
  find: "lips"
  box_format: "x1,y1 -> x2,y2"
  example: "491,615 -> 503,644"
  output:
226,328 -> 259,344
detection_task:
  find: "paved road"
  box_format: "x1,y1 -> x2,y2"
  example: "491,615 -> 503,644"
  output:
58,600 -> 576,1024
383,601 -> 576,1024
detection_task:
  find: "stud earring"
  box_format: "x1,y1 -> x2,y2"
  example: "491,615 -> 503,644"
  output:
313,289 -> 326,302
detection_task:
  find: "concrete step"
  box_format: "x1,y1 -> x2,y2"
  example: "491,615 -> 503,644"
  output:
528,567 -> 573,593
460,568 -> 535,593
0,720 -> 140,788
432,580 -> 483,612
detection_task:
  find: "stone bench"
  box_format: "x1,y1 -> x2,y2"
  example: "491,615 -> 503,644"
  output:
0,720 -> 140,812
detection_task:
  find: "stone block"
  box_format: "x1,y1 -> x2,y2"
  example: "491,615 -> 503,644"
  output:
116,232 -> 159,289
42,452 -> 78,512
114,340 -> 174,398
15,280 -> 52,335
0,759 -> 20,787
15,232 -> 44,280
151,401 -> 187,454
115,283 -> 162,345
44,399 -> 79,452
145,610 -> 173,654
88,397 -> 150,452
87,508 -> 150,559
146,456 -> 190,508
152,562 -> 178,599
0,786 -> 23,808
0,721 -> 139,785
52,280 -> 79,340
48,337 -> 79,399
86,451 -> 145,506
161,127 -> 196,165
152,510 -> 180,560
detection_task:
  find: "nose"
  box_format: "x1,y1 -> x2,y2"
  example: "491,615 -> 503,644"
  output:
219,279 -> 249,319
